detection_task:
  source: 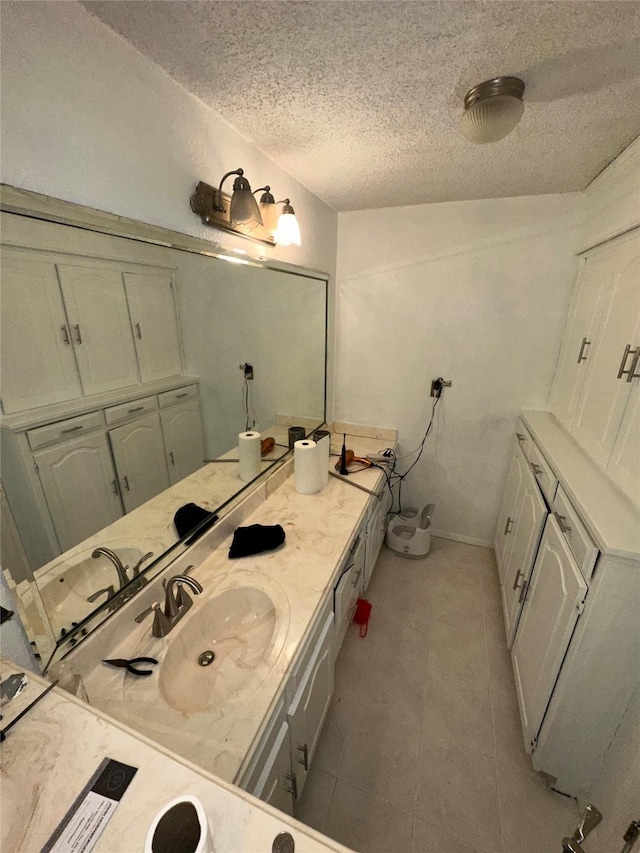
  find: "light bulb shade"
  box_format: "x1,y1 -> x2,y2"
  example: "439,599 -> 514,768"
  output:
274,200 -> 301,246
459,77 -> 525,144
259,200 -> 279,233
230,174 -> 263,226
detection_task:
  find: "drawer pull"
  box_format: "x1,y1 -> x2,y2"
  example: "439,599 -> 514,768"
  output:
284,772 -> 298,799
297,743 -> 309,770
176,392 -> 189,398
530,462 -> 543,476
61,325 -> 71,345
577,337 -> 590,364
123,475 -> 130,491
617,344 -> 640,381
61,425 -> 83,434
513,568 -> 524,591
128,406 -> 145,413
74,324 -> 83,344
516,432 -> 526,442
504,516 -> 514,535
554,512 -> 572,534
135,322 -> 142,339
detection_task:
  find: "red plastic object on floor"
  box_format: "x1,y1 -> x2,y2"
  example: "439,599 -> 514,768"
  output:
353,598 -> 372,637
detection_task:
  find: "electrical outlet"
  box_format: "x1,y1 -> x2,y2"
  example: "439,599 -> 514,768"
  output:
430,377 -> 452,397
239,363 -> 254,380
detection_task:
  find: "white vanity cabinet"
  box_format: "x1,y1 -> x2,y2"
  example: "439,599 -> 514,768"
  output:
32,428 -> 123,552
241,698 -> 294,816
123,272 -> 183,384
333,534 -> 365,658
363,493 -> 385,591
159,393 -> 205,484
549,228 -> 640,502
108,412 -> 170,513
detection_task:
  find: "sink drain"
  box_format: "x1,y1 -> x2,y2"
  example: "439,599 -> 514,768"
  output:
198,650 -> 215,667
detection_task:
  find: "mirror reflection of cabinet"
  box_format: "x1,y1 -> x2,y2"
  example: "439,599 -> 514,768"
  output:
108,413 -> 170,513
124,272 -> 183,384
159,395 -> 205,485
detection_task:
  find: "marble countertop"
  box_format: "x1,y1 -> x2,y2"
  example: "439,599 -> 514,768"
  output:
71,430 -> 393,784
0,659 -> 354,853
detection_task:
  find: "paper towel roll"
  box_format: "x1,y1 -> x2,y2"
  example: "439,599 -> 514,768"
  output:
238,431 -> 261,482
295,439 -> 322,494
313,430 -> 330,488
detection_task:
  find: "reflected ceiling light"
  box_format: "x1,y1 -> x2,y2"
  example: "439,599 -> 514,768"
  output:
459,77 -> 525,144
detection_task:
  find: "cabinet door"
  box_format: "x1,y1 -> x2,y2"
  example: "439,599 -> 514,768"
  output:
511,516 -> 588,751
253,720 -> 294,816
495,448 -> 525,581
108,413 -> 170,513
363,496 -> 384,591
549,252 -> 615,429
1,255 -> 82,413
123,272 -> 183,383
160,399 -> 205,485
572,235 -> 640,466
56,265 -> 140,396
34,433 -> 123,552
500,463 -> 548,648
287,614 -> 334,799
606,382 -> 640,504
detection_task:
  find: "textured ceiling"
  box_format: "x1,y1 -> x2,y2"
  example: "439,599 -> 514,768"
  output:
82,0 -> 640,211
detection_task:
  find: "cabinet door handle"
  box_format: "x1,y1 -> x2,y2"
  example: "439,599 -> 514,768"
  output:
61,424 -> 83,434
284,772 -> 298,799
135,322 -> 142,339
297,743 -> 309,770
512,568 -> 524,591
554,512 -> 572,534
352,567 -> 363,588
74,324 -> 82,344
577,337 -> 590,363
61,325 -> 71,345
176,392 -> 189,399
128,406 -> 144,413
617,344 -> 640,381
112,479 -> 119,496
518,579 -> 529,604
168,451 -> 175,466
123,475 -> 130,491
516,432 -> 526,442
530,462 -> 543,476
504,516 -> 514,535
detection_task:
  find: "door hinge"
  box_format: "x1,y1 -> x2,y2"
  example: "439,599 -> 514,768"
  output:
530,736 -> 538,752
576,599 -> 586,615
33,461 -> 40,475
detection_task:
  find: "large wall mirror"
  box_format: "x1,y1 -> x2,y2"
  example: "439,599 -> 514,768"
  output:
0,187 -> 328,667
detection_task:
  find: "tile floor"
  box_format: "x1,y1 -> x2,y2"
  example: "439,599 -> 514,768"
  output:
294,537 -> 580,853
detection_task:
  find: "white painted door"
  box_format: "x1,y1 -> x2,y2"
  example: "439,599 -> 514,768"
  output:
253,721 -> 294,816
511,516 -> 588,751
56,264 -> 140,396
549,252 -> 615,429
160,399 -> 205,485
108,413 -> 170,513
123,272 -> 183,383
495,447 -> 525,581
1,254 -> 83,413
572,234 -> 640,466
287,614 -> 334,798
34,434 -> 123,552
606,382 -> 640,504
500,462 -> 548,648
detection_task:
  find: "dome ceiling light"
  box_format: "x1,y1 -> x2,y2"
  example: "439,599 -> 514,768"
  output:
459,76 -> 526,144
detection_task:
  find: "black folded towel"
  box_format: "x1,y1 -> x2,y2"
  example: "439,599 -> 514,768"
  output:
229,524 -> 286,559
174,503 -> 218,539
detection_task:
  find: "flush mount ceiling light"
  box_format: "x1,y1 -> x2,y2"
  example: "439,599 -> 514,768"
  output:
190,173 -> 301,247
459,76 -> 525,144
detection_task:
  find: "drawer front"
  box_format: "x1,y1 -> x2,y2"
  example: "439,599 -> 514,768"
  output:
104,395 -> 157,426
528,442 -> 558,505
27,410 -> 105,450
158,384 -> 198,408
552,485 -> 599,580
515,420 -> 534,460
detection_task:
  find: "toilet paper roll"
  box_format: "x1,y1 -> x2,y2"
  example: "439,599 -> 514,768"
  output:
313,430 -> 330,488
295,439 -> 322,494
238,431 -> 261,482
144,795 -> 213,853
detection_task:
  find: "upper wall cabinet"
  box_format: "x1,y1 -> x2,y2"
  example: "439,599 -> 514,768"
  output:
1,254 -> 84,412
123,272 -> 183,384
549,229 -> 640,503
0,252 -> 184,415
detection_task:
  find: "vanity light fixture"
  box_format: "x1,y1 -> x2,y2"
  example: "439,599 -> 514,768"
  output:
253,187 -> 302,247
459,76 -> 525,144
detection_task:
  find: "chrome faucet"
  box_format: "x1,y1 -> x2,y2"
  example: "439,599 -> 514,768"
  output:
92,547 -> 129,589
135,568 -> 202,638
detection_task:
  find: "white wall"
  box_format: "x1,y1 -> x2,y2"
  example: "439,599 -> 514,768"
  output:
335,194 -> 582,545
0,1 -> 337,277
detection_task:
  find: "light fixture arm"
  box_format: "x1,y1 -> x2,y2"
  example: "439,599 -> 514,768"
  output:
217,168 -> 244,212
253,185 -> 276,204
